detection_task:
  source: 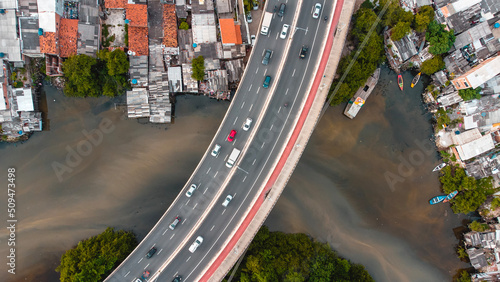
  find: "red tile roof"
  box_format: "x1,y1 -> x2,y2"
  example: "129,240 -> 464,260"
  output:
163,4 -> 178,47
59,18 -> 79,58
126,4 -> 148,27
105,0 -> 126,9
128,26 -> 149,56
219,18 -> 242,45
39,32 -> 58,55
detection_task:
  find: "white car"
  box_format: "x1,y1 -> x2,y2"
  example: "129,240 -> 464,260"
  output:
185,184 -> 197,197
242,117 -> 253,131
250,34 -> 256,47
189,236 -> 203,253
313,3 -> 322,19
222,195 -> 233,207
280,24 -> 289,39
211,144 -> 221,157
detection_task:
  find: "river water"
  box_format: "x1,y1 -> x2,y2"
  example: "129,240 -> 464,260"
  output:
1,67 -> 465,281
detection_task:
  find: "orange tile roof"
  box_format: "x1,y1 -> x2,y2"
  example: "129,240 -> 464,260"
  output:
163,4 -> 178,47
128,26 -> 149,56
105,0 -> 126,9
39,32 -> 58,55
59,18 -> 78,58
126,4 -> 148,27
219,18 -> 242,45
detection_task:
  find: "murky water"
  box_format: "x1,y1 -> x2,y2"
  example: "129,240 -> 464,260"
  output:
1,67 -> 465,281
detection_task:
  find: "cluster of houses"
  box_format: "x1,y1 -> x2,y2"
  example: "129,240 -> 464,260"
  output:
464,222 -> 500,281
0,0 -> 254,137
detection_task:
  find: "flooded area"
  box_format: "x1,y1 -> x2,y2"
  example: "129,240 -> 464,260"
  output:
1,67 -> 465,281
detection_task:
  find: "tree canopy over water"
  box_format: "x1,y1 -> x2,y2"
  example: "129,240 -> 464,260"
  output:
226,226 -> 374,282
56,227 -> 137,282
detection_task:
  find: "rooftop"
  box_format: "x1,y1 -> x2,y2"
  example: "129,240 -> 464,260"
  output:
128,26 -> 149,56
219,18 -> 242,45
163,4 -> 178,47
127,88 -> 150,118
456,133 -> 495,160
168,66 -> 183,92
0,10 -> 22,62
59,18 -> 78,58
39,32 -> 58,55
79,0 -> 100,25
105,0 -> 126,9
192,13 -> 217,44
126,4 -> 148,27
454,22 -> 492,50
19,17 -> 41,54
18,0 -> 38,16
465,56 -> 500,89
13,88 -> 34,112
129,55 -> 149,87
192,0 -> 214,14
77,23 -> 100,57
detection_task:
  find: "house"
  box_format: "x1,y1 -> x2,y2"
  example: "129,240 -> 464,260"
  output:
163,4 -> 178,48
455,132 -> 495,160
192,13 -> 217,44
77,0 -> 101,57
452,55 -> 500,90
126,4 -> 149,56
219,18 -> 242,46
126,88 -> 150,118
0,6 -> 23,62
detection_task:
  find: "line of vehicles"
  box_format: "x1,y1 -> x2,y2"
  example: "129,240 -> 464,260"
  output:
133,3 -> 327,281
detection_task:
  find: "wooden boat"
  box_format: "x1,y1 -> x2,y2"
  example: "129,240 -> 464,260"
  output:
433,163 -> 447,172
411,72 -> 421,88
398,74 -> 403,91
344,68 -> 381,119
443,190 -> 458,203
429,195 -> 447,205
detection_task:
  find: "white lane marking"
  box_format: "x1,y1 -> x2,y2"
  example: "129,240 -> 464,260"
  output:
210,225 -> 215,231
264,68 -> 267,75
234,193 -> 237,197
285,88 -> 289,95
261,142 -> 265,148
270,124 -> 274,131
214,171 -> 219,177
186,256 -> 191,262
261,49 -> 265,56
222,209 -> 226,215
252,159 -> 256,165
275,32 -> 279,40
170,233 -> 175,240
124,271 -> 130,277
204,187 -> 208,194
233,116 -> 238,125
249,104 -> 253,111
292,69 -> 296,77
158,249 -> 163,255
243,176 -> 247,182
257,87 -> 260,93
193,203 -> 198,209
144,263 -> 150,269
241,102 -> 245,108
256,67 -> 259,73
248,84 -> 252,91
138,258 -> 143,263
206,167 -> 211,174
185,199 -> 190,205
162,229 -> 168,235
152,243 -> 156,247
181,219 -> 186,225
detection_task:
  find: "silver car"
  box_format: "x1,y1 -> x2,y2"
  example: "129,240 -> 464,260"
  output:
211,144 -> 221,157
185,184 -> 197,197
222,195 -> 233,207
313,3 -> 322,19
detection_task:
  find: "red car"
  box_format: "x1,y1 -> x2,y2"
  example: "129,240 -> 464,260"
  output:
227,130 -> 237,142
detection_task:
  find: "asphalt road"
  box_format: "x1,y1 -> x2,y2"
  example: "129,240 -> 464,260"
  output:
105,1 -> 333,281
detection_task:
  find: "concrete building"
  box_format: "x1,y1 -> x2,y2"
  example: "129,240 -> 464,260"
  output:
452,55 -> 500,90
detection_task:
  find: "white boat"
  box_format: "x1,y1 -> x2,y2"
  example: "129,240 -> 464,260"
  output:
433,163 -> 447,172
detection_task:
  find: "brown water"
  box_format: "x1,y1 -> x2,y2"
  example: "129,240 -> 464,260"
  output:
1,67 -> 465,281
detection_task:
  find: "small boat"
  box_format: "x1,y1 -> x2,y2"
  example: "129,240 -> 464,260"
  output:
443,190 -> 458,203
398,74 -> 403,91
429,195 -> 447,205
411,72 -> 421,88
433,163 -> 447,172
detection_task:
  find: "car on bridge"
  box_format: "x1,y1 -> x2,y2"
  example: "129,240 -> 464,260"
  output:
211,144 -> 221,157
299,45 -> 308,59
169,216 -> 181,230
242,117 -> 252,131
278,3 -> 286,17
313,3 -> 322,19
280,24 -> 289,39
222,195 -> 233,207
146,247 -> 157,258
263,76 -> 271,89
262,49 -> 272,65
189,236 -> 204,253
186,184 -> 197,197
172,275 -> 182,282
227,130 -> 237,142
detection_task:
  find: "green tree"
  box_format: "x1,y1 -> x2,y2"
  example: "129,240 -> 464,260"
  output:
458,87 -> 481,101
106,49 -> 129,76
62,54 -> 100,97
379,0 -> 413,27
469,220 -> 488,232
457,246 -> 469,260
457,270 -> 471,282
421,55 -> 445,75
426,21 -> 456,55
56,227 -> 137,282
414,6 -> 434,32
192,56 -> 205,81
179,21 -> 189,30
391,21 -> 412,41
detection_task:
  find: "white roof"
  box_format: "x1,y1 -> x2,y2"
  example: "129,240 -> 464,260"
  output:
452,128 -> 482,145
0,11 -> 22,62
466,56 -> 500,89
15,88 -> 34,112
39,12 -> 57,32
0,0 -> 17,9
464,115 -> 478,129
456,134 -> 495,160
192,14 -> 217,44
0,82 -> 6,111
452,0 -> 482,13
37,0 -> 63,15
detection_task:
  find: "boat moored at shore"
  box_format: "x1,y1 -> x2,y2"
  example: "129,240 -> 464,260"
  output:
344,68 -> 381,119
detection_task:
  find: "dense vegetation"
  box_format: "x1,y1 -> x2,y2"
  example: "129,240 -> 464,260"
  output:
458,87 -> 482,101
192,55 -> 206,81
414,6 -> 435,32
56,227 -> 137,282
226,226 -> 374,282
328,6 -> 385,105
426,21 -> 456,55
62,49 -> 130,97
440,166 -> 495,214
421,55 -> 445,75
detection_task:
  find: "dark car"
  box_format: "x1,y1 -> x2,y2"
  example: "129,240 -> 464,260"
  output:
278,3 -> 286,17
172,275 -> 182,282
227,129 -> 237,142
262,49 -> 272,65
299,45 -> 308,59
146,247 -> 157,258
